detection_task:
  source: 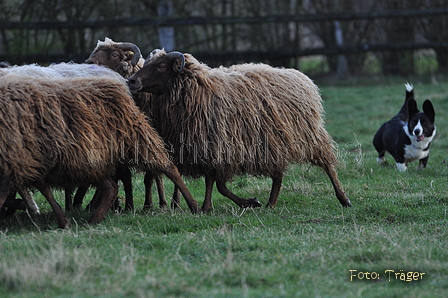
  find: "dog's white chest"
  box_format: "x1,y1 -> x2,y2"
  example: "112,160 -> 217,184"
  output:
404,144 -> 430,162
402,124 -> 435,162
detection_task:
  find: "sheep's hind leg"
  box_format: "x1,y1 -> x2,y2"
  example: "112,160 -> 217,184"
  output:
73,184 -> 89,210
143,172 -> 155,209
321,163 -> 351,207
115,165 -> 133,211
36,183 -> 68,229
170,187 -> 181,209
88,177 -> 118,224
266,174 -> 283,208
155,174 -> 167,208
215,179 -> 261,208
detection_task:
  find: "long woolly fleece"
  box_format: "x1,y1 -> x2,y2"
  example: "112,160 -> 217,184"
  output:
0,73 -> 169,188
144,51 -> 338,181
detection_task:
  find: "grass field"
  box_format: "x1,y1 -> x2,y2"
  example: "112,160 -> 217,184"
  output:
1,79 -> 448,297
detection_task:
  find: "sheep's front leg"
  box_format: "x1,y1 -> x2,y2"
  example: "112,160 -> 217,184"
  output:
0,178 -> 13,215
0,178 -> 13,208
161,162 -> 199,214
266,174 -> 283,208
215,179 -> 261,208
18,187 -> 40,214
144,172 -> 167,209
201,174 -> 215,213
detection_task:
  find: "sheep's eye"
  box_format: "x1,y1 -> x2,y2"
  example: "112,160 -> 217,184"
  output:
158,64 -> 166,70
111,53 -> 119,58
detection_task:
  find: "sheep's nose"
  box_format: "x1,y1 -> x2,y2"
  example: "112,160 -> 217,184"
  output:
127,78 -> 143,93
127,78 -> 137,88
84,58 -> 97,64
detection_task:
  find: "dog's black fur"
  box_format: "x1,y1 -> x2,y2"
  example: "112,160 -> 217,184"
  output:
373,83 -> 436,172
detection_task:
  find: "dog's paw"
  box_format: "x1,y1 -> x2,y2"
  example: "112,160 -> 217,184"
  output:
396,163 -> 407,172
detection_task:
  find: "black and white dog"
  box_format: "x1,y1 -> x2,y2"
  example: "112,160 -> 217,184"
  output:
373,83 -> 436,172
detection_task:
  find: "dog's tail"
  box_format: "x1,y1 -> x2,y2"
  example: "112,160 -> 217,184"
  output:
405,82 -> 414,99
397,82 -> 414,121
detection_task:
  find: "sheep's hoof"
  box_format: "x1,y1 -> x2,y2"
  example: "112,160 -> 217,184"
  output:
243,198 -> 261,208
342,197 -> 352,207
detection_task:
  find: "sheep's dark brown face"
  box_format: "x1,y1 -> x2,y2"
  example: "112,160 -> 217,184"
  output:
128,54 -> 181,95
85,48 -> 128,72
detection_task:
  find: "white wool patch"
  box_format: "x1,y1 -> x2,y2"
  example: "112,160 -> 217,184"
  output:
50,63 -> 125,81
0,63 -> 125,84
2,63 -> 61,77
95,37 -> 117,50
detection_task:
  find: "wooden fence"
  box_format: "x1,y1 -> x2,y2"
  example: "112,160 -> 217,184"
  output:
1,7 -> 447,72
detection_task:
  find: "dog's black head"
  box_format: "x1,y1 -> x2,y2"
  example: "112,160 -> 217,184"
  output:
407,98 -> 436,142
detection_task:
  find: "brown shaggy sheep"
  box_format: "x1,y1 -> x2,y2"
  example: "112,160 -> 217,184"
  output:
85,37 -> 144,78
128,49 -> 351,211
0,62 -> 137,212
0,71 -> 199,228
85,38 -> 167,210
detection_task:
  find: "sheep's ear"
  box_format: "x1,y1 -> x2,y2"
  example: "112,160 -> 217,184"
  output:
173,59 -> 183,74
167,51 -> 185,75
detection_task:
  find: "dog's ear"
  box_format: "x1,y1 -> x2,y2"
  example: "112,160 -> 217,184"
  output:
423,99 -> 435,123
407,98 -> 419,118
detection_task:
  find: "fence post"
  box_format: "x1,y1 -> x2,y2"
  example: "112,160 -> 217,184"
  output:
158,1 -> 175,52
334,22 -> 348,77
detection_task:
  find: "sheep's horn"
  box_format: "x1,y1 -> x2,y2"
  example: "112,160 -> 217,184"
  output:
167,51 -> 185,75
144,49 -> 160,66
116,43 -> 142,66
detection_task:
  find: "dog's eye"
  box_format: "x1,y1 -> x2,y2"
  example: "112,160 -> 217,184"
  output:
422,120 -> 427,125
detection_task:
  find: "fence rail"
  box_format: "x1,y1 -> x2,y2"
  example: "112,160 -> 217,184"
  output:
1,8 -> 447,29
2,41 -> 445,67
1,7 -> 447,74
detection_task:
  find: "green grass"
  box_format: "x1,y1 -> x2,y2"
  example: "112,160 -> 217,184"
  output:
300,52 -> 440,76
1,80 -> 448,297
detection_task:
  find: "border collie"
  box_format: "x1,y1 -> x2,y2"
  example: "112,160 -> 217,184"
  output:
373,83 -> 436,172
